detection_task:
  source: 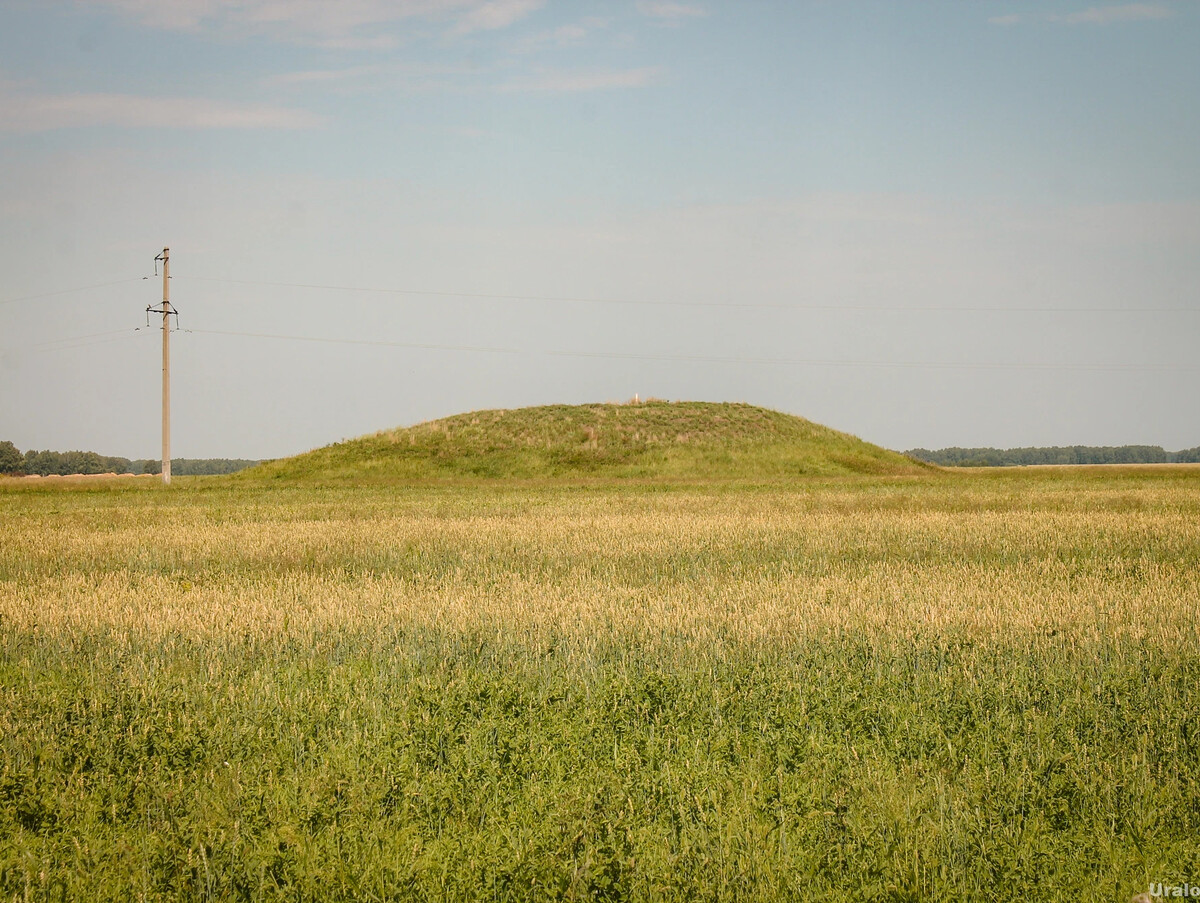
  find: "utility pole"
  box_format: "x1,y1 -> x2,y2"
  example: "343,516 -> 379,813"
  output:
148,248 -> 176,485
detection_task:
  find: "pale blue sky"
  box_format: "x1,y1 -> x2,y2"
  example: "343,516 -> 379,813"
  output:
1,1 -> 1198,458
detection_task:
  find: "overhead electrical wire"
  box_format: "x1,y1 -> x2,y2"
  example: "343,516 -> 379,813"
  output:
176,275 -> 1198,315
8,273 -> 1195,372
32,323 -> 1191,374
38,321 -> 1192,374
31,328 -> 145,348
0,278 -> 146,307
29,328 -> 153,354
5,272 -> 1195,315
185,327 -> 1199,373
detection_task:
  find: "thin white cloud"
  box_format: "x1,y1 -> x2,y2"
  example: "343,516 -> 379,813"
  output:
512,17 -> 608,53
494,66 -> 661,93
266,65 -> 389,87
81,0 -> 215,31
74,0 -> 536,44
270,62 -> 468,85
1057,3 -> 1172,24
269,59 -> 659,97
636,1 -> 707,19
267,61 -> 661,98
546,23 -> 587,43
989,3 -> 1173,25
449,0 -> 544,35
264,62 -> 481,94
310,34 -> 403,50
0,87 -> 324,132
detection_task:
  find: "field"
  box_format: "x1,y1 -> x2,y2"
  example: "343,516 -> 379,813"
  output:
2,458 -> 1199,900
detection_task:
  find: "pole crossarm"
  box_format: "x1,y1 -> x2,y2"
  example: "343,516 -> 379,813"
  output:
146,303 -> 178,323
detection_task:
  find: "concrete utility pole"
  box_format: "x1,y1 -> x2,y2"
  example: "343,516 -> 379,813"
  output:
161,247 -> 170,485
149,248 -> 175,485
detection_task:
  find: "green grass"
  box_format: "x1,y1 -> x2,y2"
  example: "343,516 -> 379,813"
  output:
248,401 -> 926,482
1,456 -> 1199,901
5,629 -> 1197,901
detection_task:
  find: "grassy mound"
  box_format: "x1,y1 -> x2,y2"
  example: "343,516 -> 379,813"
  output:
250,401 -> 925,483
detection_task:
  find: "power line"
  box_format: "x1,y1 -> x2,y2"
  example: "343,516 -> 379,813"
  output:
17,322 -> 1194,372
176,274 -> 1199,315
4,273 -> 1195,316
30,329 -> 151,354
189,328 -> 521,357
10,275 -> 1193,371
0,278 -> 145,307
31,328 -> 144,348
186,327 -> 1199,373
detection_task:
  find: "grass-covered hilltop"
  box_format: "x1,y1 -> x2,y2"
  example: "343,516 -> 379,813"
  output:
250,400 -> 925,482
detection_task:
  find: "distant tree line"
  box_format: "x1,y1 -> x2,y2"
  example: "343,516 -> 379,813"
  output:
0,441 -> 260,476
906,445 -> 1200,467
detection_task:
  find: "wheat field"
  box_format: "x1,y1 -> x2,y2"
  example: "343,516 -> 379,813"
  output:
1,467 -> 1198,900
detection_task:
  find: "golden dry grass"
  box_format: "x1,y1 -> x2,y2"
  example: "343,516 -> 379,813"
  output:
3,471 -> 1196,649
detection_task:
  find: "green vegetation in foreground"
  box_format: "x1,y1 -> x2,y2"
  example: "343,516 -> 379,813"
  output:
2,467 -> 1199,901
5,630 -> 1197,902
248,401 -> 925,482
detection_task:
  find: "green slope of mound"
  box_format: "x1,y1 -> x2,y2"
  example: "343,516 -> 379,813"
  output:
250,401 -> 926,482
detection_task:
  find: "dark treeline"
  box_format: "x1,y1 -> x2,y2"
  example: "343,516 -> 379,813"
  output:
907,445 -> 1200,467
0,441 -> 260,476
135,459 -> 264,476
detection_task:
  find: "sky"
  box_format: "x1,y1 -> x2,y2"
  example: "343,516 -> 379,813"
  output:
1,0 -> 1198,460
